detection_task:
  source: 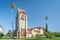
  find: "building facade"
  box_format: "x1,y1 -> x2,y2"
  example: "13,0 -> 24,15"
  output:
16,8 -> 44,38
27,27 -> 44,38
16,8 -> 28,38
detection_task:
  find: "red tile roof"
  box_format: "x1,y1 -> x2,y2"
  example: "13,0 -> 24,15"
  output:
18,8 -> 25,14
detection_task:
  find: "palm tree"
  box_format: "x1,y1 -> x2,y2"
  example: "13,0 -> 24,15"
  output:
45,16 -> 48,20
45,16 -> 48,32
11,2 -> 16,9
10,2 -> 16,38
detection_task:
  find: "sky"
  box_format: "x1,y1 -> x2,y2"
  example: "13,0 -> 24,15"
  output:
0,0 -> 60,34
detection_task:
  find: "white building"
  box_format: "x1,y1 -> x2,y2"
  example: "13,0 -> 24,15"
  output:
16,8 -> 28,38
16,8 -> 44,38
27,26 -> 44,38
0,25 -> 2,32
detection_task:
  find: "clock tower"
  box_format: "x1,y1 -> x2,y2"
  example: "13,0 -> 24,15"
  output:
16,8 -> 28,38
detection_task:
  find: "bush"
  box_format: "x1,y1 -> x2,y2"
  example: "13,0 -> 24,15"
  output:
45,32 -> 53,38
36,34 -> 45,38
0,32 -> 4,38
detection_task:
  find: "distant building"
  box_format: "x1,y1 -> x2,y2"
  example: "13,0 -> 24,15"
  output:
27,26 -> 44,38
0,25 -> 2,32
15,8 -> 44,38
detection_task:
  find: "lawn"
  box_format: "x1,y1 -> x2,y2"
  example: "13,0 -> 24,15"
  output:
0,38 -> 60,40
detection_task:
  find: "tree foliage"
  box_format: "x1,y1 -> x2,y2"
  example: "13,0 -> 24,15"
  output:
45,32 -> 60,38
46,23 -> 48,32
45,16 -> 48,32
45,16 -> 48,20
11,2 -> 16,9
0,32 -> 4,38
45,32 -> 53,38
36,34 -> 45,38
51,32 -> 60,37
6,30 -> 13,38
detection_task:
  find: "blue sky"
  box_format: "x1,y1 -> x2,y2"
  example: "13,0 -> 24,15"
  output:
0,0 -> 60,34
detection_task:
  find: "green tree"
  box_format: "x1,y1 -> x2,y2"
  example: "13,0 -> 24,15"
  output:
45,16 -> 48,32
53,32 -> 60,37
45,16 -> 48,20
46,23 -> 48,32
0,32 -> 4,38
45,32 -> 51,38
6,30 -> 13,38
11,2 -> 16,9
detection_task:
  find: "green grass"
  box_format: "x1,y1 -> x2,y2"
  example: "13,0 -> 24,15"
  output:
0,38 -> 60,40
27,37 -> 60,40
0,39 -> 9,40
